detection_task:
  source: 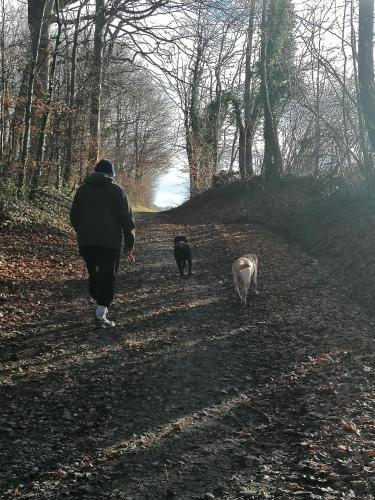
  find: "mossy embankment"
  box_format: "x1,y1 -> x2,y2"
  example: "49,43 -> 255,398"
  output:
171,178 -> 375,311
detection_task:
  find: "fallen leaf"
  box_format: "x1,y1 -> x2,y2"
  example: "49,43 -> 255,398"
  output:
343,421 -> 358,433
173,421 -> 183,431
316,353 -> 334,363
81,456 -> 93,466
50,469 -> 67,478
11,485 -> 21,497
333,444 -> 348,456
239,431 -> 251,438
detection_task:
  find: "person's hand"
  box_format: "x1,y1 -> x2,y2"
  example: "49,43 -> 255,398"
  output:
125,249 -> 135,263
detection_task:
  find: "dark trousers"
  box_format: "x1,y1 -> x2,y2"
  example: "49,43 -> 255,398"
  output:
79,246 -> 120,307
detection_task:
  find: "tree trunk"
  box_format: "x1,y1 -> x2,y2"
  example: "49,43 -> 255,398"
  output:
230,95 -> 246,179
31,0 -> 53,98
350,0 -> 373,180
260,0 -> 282,182
358,0 -> 375,152
29,0 -> 53,158
314,24 -> 322,176
212,73 -> 222,174
212,27 -> 228,175
7,63 -> 28,168
229,125 -> 239,173
238,126 -> 246,179
17,0 -> 47,196
88,0 -> 106,166
188,40 -> 203,196
244,0 -> 256,177
184,104 -> 197,196
29,0 -> 62,199
0,0 -> 5,169
64,0 -> 84,184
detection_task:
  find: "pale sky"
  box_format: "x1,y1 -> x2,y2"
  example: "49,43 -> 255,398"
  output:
153,167 -> 189,209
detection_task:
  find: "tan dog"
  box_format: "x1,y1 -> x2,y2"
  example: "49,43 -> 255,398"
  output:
232,254 -> 259,306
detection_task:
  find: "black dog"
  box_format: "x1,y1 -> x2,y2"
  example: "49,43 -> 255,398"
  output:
174,235 -> 192,276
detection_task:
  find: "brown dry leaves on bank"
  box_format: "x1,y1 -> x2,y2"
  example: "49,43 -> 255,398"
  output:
0,226 -> 84,329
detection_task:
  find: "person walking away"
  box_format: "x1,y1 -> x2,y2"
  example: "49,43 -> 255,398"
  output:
70,159 -> 135,328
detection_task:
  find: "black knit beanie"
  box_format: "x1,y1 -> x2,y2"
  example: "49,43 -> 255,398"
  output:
94,159 -> 115,177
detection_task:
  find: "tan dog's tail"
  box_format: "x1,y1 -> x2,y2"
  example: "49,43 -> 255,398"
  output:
239,259 -> 251,270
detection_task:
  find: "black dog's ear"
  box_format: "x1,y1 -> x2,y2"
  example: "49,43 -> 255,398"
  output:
174,235 -> 188,244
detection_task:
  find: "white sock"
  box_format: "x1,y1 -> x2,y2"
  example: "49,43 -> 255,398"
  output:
96,305 -> 108,320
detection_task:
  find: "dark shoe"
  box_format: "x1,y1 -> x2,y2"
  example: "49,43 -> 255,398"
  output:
95,317 -> 115,329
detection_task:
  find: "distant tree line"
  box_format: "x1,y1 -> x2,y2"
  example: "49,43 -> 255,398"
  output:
0,0 -> 177,204
0,0 -> 374,203
163,0 -> 375,196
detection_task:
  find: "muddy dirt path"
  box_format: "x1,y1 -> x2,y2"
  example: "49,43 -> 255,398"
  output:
1,213 -> 375,499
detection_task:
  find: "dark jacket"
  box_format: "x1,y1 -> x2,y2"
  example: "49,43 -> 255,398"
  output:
70,173 -> 135,251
